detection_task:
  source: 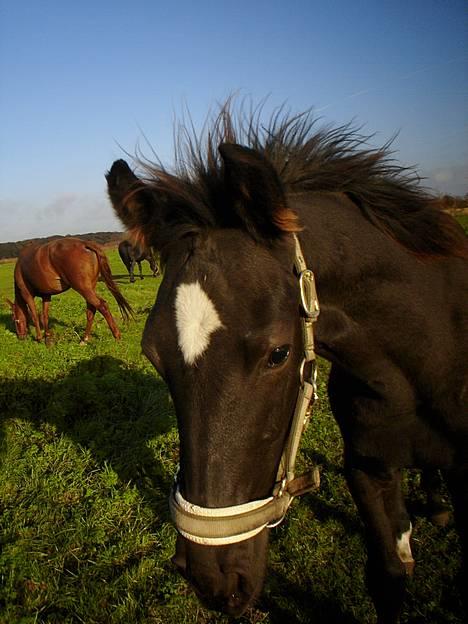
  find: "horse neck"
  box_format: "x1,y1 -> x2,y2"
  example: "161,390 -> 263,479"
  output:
295,192 -> 391,283
293,191 -> 409,363
14,257 -> 35,305
13,284 -> 30,320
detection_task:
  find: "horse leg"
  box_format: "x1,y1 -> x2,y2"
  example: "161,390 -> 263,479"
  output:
150,257 -> 159,277
23,294 -> 43,341
346,462 -> 409,624
80,302 -> 97,344
129,259 -> 136,283
80,291 -> 121,340
328,365 -> 409,623
41,296 -> 52,346
97,297 -> 121,339
384,470 -> 415,576
138,261 -> 144,279
421,468 -> 451,527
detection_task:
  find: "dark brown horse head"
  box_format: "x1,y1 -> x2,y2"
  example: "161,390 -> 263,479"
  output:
142,229 -> 302,615
107,144 -> 304,615
7,298 -> 28,339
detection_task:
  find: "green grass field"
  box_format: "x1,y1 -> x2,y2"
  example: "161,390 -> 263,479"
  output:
455,213 -> 468,234
0,247 -> 464,623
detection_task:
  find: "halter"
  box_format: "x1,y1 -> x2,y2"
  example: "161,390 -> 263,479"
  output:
169,234 -> 320,545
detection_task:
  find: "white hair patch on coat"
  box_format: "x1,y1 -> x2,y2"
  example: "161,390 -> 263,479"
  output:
175,281 -> 224,365
396,523 -> 414,564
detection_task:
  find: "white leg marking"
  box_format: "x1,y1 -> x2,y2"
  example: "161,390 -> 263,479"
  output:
175,281 -> 224,365
396,523 -> 414,564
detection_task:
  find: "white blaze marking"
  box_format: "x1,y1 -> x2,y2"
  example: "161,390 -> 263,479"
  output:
175,281 -> 224,365
396,523 -> 414,564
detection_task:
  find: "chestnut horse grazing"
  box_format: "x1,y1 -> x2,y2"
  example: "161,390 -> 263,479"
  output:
9,238 -> 132,344
107,104 -> 467,623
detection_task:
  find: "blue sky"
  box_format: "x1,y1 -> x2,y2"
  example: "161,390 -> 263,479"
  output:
0,0 -> 466,242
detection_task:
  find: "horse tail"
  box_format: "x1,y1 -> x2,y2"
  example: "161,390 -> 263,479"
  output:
87,244 -> 133,321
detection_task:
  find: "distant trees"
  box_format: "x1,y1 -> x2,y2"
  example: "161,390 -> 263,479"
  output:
1,192 -> 466,262
434,194 -> 468,214
0,232 -> 123,261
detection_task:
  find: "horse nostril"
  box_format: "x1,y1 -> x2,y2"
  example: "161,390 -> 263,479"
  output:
221,572 -> 254,616
227,591 -> 242,611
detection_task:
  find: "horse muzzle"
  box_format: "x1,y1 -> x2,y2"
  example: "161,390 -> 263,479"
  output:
172,531 -> 268,616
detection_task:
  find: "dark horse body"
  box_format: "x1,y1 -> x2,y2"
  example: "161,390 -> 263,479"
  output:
107,106 -> 467,622
9,238 -> 132,344
118,239 -> 159,282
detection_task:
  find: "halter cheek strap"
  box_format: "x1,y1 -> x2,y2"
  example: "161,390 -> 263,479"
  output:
274,234 -> 320,492
169,234 -> 320,545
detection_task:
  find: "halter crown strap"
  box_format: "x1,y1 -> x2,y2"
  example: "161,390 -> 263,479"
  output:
276,234 -> 320,487
169,234 -> 320,545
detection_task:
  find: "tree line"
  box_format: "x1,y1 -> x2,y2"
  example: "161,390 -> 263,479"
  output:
1,192 -> 466,262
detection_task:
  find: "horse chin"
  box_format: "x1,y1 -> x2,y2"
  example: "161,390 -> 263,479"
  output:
172,530 -> 269,616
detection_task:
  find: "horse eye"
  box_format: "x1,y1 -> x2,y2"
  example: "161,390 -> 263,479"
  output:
268,345 -> 291,368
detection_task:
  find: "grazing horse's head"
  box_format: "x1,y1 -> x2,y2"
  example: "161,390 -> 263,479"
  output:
106,140 -> 316,615
7,298 -> 28,339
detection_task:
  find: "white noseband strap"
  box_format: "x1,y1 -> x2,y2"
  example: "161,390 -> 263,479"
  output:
169,234 -> 320,545
170,486 -> 291,546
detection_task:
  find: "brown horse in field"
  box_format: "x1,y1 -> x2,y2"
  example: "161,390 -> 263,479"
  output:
8,238 -> 132,344
118,239 -> 160,282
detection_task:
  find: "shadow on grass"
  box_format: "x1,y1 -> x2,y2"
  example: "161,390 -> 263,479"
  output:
0,355 -> 175,520
260,569 -> 361,624
110,273 -> 161,286
297,450 -> 364,535
0,311 -> 73,336
1,355 -> 463,623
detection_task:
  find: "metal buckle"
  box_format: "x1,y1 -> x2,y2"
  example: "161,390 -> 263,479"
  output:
299,270 -> 320,319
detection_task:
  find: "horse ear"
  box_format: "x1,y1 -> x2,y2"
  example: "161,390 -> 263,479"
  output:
218,143 -> 301,240
106,160 -> 157,248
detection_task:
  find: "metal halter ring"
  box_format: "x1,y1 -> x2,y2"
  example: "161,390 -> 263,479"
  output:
299,269 -> 319,319
299,358 -> 318,389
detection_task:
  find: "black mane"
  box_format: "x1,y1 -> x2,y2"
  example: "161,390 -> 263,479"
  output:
136,101 -> 467,258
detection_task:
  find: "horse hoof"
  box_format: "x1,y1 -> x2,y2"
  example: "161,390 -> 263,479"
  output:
79,339 -> 88,346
